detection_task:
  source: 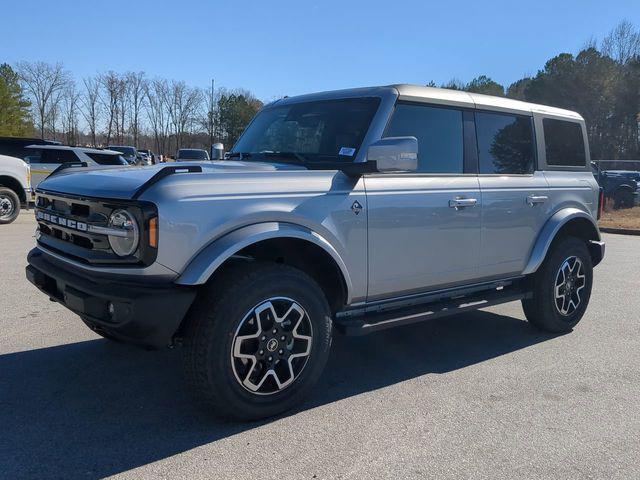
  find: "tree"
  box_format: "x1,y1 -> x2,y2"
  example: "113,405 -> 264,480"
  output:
506,78 -> 532,100
0,63 -> 33,136
60,82 -> 80,146
80,76 -> 101,147
164,80 -> 202,152
17,61 -> 70,139
217,89 -> 262,147
602,20 -> 640,65
126,71 -> 146,147
99,71 -> 124,145
465,75 -> 505,96
145,79 -> 171,155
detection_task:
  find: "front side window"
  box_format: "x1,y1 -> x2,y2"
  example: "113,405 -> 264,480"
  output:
384,103 -> 464,173
476,112 -> 535,175
543,119 -> 586,167
231,97 -> 381,163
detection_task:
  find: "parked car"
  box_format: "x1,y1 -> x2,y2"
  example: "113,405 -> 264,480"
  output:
0,153 -> 31,224
0,136 -> 59,161
176,148 -> 210,161
138,149 -> 156,164
25,145 -> 129,188
107,145 -> 140,165
26,85 -> 605,420
591,162 -> 639,208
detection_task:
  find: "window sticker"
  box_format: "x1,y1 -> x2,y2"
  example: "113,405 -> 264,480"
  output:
339,147 -> 356,156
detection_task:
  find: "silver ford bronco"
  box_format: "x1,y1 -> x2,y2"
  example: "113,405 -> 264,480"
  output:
26,85 -> 605,420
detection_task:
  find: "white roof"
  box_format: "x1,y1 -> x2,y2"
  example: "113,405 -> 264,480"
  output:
393,84 -> 583,120
26,145 -> 122,155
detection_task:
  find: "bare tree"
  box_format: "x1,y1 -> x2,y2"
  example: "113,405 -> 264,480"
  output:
145,79 -> 171,155
126,71 -> 146,147
80,76 -> 101,147
602,20 -> 640,64
60,82 -> 80,145
99,71 -> 124,145
200,80 -> 220,147
164,80 -> 203,152
17,61 -> 70,139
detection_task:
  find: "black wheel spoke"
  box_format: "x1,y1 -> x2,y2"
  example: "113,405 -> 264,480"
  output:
231,297 -> 313,395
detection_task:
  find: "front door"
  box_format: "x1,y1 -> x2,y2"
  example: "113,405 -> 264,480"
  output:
365,102 -> 481,301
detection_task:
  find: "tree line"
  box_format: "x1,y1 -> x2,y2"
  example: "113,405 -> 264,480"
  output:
0,20 -> 638,159
0,64 -> 262,156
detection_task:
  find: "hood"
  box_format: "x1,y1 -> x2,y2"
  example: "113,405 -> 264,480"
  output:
36,161 -> 308,200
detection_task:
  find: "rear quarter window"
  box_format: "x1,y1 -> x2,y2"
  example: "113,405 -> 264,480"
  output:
86,152 -> 128,165
543,119 -> 586,167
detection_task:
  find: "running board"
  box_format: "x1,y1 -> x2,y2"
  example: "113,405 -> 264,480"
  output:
334,287 -> 531,336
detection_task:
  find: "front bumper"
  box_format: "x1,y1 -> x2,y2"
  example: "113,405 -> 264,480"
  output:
26,248 -> 197,348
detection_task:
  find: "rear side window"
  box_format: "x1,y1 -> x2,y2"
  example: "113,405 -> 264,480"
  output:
85,152 -> 128,165
476,112 -> 535,174
543,119 -> 586,167
384,103 -> 464,173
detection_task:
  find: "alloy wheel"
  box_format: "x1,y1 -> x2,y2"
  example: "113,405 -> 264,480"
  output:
231,297 -> 313,395
554,256 -> 586,316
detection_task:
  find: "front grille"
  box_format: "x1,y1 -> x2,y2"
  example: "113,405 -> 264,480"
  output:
34,191 -> 157,266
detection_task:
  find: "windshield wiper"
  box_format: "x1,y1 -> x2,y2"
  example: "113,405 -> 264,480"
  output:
226,152 -> 252,159
260,151 -> 308,163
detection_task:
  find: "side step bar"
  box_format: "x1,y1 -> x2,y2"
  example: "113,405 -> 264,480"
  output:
334,285 -> 531,336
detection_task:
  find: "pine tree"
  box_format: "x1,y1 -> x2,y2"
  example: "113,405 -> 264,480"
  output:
0,63 -> 33,137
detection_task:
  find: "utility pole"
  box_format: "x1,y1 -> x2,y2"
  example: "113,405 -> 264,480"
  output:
210,78 -> 215,148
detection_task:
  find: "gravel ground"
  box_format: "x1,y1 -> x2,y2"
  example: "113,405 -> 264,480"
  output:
1,213 -> 638,480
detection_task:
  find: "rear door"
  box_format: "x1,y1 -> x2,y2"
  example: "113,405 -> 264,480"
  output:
365,102 -> 482,301
30,149 -> 80,188
475,111 -> 549,278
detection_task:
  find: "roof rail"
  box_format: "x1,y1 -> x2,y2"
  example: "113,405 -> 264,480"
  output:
132,164 -> 203,199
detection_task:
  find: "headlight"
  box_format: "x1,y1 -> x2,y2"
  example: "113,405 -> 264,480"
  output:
108,209 -> 139,257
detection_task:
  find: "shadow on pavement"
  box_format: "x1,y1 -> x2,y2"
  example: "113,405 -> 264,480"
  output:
0,310 -> 555,479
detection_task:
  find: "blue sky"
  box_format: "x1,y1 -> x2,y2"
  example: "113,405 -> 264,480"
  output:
1,0 -> 638,101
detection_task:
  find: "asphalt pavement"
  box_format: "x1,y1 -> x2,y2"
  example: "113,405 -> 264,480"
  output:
1,213 -> 638,479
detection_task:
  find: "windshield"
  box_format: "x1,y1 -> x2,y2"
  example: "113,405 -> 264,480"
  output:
231,97 -> 380,163
178,149 -> 209,160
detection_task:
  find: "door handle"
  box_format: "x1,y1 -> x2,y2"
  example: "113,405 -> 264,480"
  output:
526,195 -> 548,206
449,197 -> 477,209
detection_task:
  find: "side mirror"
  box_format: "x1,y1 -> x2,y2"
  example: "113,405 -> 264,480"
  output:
211,143 -> 224,160
366,137 -> 418,173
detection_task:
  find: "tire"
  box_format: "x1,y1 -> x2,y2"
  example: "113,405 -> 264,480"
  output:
614,188 -> 634,209
0,187 -> 20,225
182,262 -> 332,421
522,236 -> 593,333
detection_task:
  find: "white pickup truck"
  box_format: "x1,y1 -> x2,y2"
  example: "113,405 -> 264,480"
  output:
0,154 -> 31,224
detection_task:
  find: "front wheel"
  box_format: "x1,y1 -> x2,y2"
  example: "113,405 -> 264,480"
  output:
0,188 -> 20,224
182,263 -> 332,420
522,236 -> 593,333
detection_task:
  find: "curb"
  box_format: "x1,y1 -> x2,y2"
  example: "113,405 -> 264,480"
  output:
599,227 -> 640,236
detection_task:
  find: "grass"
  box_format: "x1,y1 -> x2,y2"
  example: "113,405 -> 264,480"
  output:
599,202 -> 640,230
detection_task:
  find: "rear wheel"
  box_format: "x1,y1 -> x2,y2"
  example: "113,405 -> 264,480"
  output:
614,188 -> 634,209
522,236 -> 593,333
183,263 -> 332,420
0,188 -> 20,224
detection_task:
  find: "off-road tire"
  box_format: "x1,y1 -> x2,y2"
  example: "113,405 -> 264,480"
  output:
522,236 -> 593,333
182,262 -> 332,421
614,188 -> 634,209
0,187 -> 20,225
